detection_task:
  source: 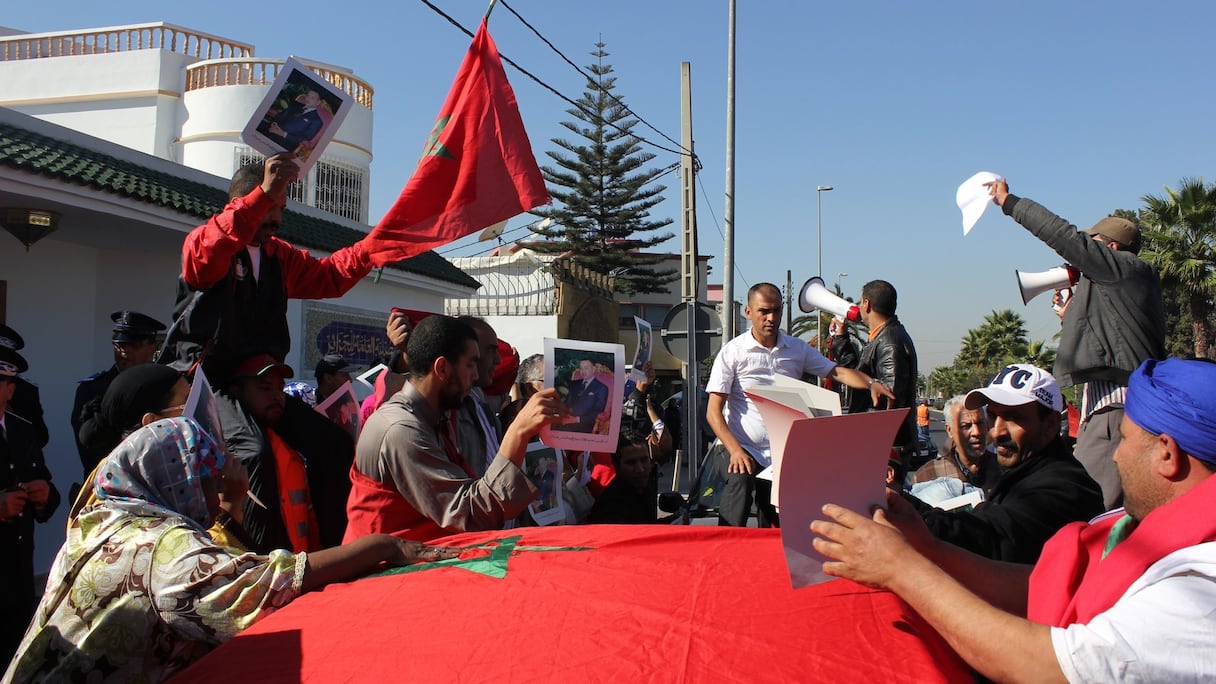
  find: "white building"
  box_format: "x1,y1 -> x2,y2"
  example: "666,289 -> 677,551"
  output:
0,21 -> 372,222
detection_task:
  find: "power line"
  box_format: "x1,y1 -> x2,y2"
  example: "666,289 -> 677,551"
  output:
497,0 -> 689,156
695,169 -> 750,290
417,0 -> 693,160
437,160 -> 684,258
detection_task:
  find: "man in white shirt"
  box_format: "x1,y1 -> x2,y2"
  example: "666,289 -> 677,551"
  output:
707,283 -> 893,527
812,357 -> 1216,682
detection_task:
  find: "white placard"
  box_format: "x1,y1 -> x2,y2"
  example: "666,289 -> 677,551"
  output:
241,56 -> 355,176
539,338 -> 625,454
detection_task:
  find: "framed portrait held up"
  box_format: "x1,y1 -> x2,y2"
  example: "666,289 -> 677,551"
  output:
540,338 -> 625,453
242,56 -> 354,175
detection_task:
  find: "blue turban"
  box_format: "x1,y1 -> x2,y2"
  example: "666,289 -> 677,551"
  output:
1126,358 -> 1216,466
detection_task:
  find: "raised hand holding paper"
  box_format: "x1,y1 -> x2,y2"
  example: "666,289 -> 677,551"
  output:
956,171 -> 1004,235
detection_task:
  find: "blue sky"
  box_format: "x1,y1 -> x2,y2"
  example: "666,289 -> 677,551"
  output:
7,1 -> 1214,371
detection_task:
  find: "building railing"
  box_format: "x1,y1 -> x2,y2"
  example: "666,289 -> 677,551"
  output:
0,22 -> 252,61
444,253 -> 616,318
185,59 -> 374,109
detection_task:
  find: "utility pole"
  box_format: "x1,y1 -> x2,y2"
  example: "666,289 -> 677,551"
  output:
722,0 -> 737,340
679,62 -> 703,485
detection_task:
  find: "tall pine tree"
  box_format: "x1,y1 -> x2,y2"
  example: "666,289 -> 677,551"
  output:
527,42 -> 677,294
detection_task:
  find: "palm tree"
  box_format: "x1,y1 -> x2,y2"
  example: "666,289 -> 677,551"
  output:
1022,339 -> 1056,370
1139,177 -> 1216,358
957,310 -> 1029,366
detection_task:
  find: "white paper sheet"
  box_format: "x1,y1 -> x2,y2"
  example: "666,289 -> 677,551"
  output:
745,376 -> 843,499
775,409 -> 910,588
956,171 -> 1003,235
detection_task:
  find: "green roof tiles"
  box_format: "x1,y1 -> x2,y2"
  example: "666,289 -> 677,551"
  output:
0,121 -> 479,289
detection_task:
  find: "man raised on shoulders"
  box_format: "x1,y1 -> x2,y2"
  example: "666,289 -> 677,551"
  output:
813,357 -> 1216,683
345,315 -> 568,542
164,152 -> 373,384
707,282 -> 894,528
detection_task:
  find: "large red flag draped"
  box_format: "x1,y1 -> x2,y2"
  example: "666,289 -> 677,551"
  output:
363,18 -> 549,266
176,527 -> 970,683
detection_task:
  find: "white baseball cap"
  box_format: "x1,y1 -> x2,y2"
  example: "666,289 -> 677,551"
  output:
965,363 -> 1062,412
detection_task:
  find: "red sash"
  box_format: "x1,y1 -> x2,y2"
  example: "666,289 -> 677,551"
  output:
1028,473 -> 1216,626
343,464 -> 453,543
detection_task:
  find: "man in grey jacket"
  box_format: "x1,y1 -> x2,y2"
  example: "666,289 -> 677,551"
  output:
987,180 -> 1165,509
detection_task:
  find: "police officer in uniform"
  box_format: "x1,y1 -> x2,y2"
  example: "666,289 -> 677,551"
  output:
0,324 -> 48,447
70,310 -> 165,475
1,345 -> 60,663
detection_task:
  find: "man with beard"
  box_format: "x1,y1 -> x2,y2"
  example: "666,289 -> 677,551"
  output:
811,358 -> 1216,682
344,316 -> 568,542
225,353 -> 336,553
912,395 -> 999,491
905,364 -> 1103,563
847,280 -> 920,474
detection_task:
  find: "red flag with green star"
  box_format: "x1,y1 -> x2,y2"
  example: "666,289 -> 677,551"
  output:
363,18 -> 549,266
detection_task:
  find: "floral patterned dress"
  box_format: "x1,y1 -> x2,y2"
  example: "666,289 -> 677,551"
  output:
3,418 -> 306,683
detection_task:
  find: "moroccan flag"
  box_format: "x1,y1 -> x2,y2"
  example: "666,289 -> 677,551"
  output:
177,527 -> 970,682
363,19 -> 549,266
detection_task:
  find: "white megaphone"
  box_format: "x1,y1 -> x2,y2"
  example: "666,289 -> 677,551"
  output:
798,276 -> 861,321
1015,265 -> 1080,305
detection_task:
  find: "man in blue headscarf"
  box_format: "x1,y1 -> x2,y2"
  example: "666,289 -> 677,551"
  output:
811,358 -> 1216,682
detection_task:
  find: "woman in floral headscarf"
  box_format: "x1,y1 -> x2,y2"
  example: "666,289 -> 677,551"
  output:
4,417 -> 456,683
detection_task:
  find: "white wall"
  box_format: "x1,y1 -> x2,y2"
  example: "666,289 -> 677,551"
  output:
482,315 -> 559,360
1,50 -> 193,156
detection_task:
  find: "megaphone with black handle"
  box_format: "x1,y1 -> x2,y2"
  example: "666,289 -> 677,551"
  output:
1015,265 -> 1080,305
798,276 -> 861,321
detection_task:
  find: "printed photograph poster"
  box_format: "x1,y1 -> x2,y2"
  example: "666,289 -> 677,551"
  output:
525,442 -> 565,526
630,316 -> 652,383
242,56 -> 354,175
183,366 -> 223,446
539,338 -> 625,453
315,380 -> 361,442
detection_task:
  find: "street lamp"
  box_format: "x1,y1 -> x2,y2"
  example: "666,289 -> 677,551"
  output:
816,185 -> 834,363
837,272 -> 848,296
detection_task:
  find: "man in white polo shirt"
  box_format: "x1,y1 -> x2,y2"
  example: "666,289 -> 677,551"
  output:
707,283 -> 893,527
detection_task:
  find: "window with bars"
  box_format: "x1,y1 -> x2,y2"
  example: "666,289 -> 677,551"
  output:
233,148 -> 366,222
314,159 -> 364,222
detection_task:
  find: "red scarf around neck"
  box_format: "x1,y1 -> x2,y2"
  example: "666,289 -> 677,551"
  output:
1027,472 -> 1216,627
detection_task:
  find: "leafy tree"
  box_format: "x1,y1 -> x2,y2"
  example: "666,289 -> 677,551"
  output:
928,309 -> 1057,398
1138,177 -> 1216,358
527,42 -> 677,294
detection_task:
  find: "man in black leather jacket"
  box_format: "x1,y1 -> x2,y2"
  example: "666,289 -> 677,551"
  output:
847,280 -> 920,475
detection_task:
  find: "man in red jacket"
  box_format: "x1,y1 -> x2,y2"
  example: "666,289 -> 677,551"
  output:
811,358 -> 1216,682
162,152 -> 373,384
162,152 -> 372,550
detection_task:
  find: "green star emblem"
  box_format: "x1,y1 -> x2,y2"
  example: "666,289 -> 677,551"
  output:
421,115 -> 455,160
371,534 -> 591,580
